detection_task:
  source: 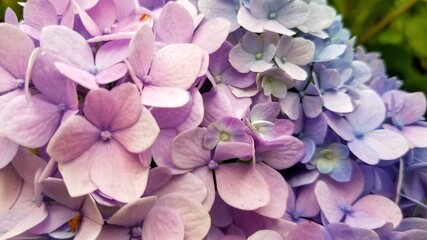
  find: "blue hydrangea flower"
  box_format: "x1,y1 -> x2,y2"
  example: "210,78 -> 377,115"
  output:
309,143 -> 353,182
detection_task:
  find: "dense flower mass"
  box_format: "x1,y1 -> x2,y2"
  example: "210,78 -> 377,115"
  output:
0,0 -> 427,239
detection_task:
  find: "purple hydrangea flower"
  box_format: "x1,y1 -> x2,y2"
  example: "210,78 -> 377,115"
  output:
47,83 -> 159,203
325,90 -> 409,165
274,35 -> 315,80
126,24 -> 204,108
229,31 -> 279,73
237,0 -> 309,35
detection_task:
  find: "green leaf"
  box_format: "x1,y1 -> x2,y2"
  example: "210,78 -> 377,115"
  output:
405,15 -> 427,57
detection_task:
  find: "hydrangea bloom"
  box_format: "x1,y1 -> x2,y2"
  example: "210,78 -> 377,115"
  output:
1,0 -> 426,239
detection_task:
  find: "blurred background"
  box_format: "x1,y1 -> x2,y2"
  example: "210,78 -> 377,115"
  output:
0,0 -> 426,94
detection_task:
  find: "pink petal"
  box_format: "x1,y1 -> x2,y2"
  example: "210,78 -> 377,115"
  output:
202,84 -> 252,125
143,167 -> 172,196
1,95 -> 62,148
152,173 -> 207,203
29,203 -> 74,234
401,125 -> 427,148
95,63 -> 128,84
210,193 -> 233,227
248,230 -> 284,240
96,225 -> 129,239
112,0 -> 135,20
321,161 -> 365,204
76,216 -> 102,240
216,163 -> 270,210
192,18 -> 231,53
127,24 -> 154,78
0,136 -> 18,169
0,23 -> 35,78
351,194 -> 402,228
348,139 -> 379,165
55,62 -> 99,90
107,196 -> 157,226
279,92 -> 301,120
73,0 -> 103,36
396,92 -> 426,125
87,0 -> 117,32
177,88 -> 205,132
113,107 -> 160,153
323,91 -> 353,113
151,130 -> 186,173
156,2 -> 194,44
23,0 -> 57,31
314,181 -> 346,223
237,7 -> 268,33
57,148 -> 98,198
40,25 -> 94,68
90,141 -> 149,203
60,1 -> 75,28
250,102 -> 281,123
31,53 -> 79,108
346,90 -> 385,133
0,204 -> 48,240
280,62 -> 307,80
150,44 -> 203,89
109,83 -> 143,130
324,111 -> 355,141
344,211 -> 386,230
264,20 -> 295,36
295,184 -> 320,217
363,130 -> 409,160
47,115 -> 100,163
172,128 -> 211,169
286,221 -> 327,240
0,65 -> 17,92
141,206 -> 185,240
254,163 -> 289,219
11,148 -> 46,188
0,164 -> 22,212
83,88 -> 116,129
5,8 -> 19,25
75,0 -> 99,9
95,40 -> 129,69
257,137 -> 304,170
141,85 -> 190,108
192,167 -> 216,210
153,194 -> 211,240
40,178 -> 85,210
81,195 -> 103,224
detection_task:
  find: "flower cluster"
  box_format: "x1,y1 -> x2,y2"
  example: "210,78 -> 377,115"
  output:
0,0 -> 426,239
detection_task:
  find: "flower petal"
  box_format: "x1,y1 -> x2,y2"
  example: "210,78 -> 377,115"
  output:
40,25 -> 94,68
216,164 -> 270,210
141,85 -> 190,108
107,196 -> 157,226
254,163 -> 289,219
150,44 -> 203,89
90,141 -> 149,203
192,18 -> 230,54
0,23 -> 35,78
172,128 -> 211,170
156,2 -> 194,44
113,107 -> 159,153
127,24 -> 154,78
1,95 -> 62,148
47,115 -> 100,163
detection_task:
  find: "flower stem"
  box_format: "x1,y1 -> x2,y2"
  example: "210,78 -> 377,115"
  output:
358,0 -> 420,44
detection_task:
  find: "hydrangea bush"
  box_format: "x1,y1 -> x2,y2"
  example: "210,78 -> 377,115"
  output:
0,0 -> 426,239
